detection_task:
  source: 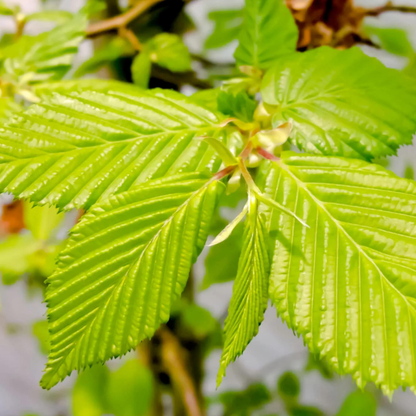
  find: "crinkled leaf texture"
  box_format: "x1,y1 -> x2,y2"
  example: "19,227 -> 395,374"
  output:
217,196 -> 270,385
261,47 -> 416,159
0,83 -> 238,210
41,172 -> 224,389
258,152 -> 416,396
234,0 -> 298,69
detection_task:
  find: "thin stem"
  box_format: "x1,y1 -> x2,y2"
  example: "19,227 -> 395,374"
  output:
86,0 -> 164,37
159,326 -> 204,416
363,1 -> 416,16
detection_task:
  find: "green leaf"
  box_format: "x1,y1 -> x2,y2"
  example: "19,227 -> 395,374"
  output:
180,303 -> 218,339
217,195 -> 270,385
145,33 -> 191,73
203,221 -> 244,290
290,406 -> 324,416
131,52 -> 152,88
75,37 -> 134,78
26,10 -> 73,24
234,0 -> 298,69
0,1 -> 15,16
205,9 -> 243,50
277,372 -> 300,400
0,97 -> 23,123
258,152 -> 416,395
0,14 -> 86,84
217,91 -> 257,123
365,26 -> 413,57
23,201 -> 64,241
33,320 -> 50,354
40,172 -> 224,389
0,234 -> 43,284
336,390 -> 376,416
218,383 -> 271,415
73,365 -> 110,416
305,353 -> 333,379
107,360 -> 153,416
261,47 -> 416,159
0,83 -> 234,211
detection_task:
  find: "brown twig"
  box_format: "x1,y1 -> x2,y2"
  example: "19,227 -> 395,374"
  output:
159,326 -> 204,416
363,1 -> 416,16
86,0 -> 164,37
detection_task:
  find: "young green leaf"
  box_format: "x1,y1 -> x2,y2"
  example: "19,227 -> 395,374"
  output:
0,97 -> 22,123
204,9 -> 243,50
25,10 -> 73,24
0,13 -> 87,84
234,0 -> 298,69
336,391 -> 376,416
217,91 -> 257,123
261,47 -> 416,159
41,172 -> 224,389
131,52 -> 152,88
145,33 -> 191,73
0,84 -> 234,210
364,26 -> 413,57
217,195 -> 270,386
258,152 -> 416,396
0,0 -> 15,16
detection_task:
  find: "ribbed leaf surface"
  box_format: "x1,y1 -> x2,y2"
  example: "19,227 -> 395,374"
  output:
0,84 -> 234,210
261,47 -> 416,159
258,153 -> 416,395
234,0 -> 298,69
217,196 -> 270,385
41,172 -> 224,389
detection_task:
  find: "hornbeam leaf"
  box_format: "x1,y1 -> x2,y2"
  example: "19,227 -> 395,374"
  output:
261,47 -> 416,159
0,13 -> 87,84
258,152 -> 416,395
41,172 -> 224,389
217,195 -> 270,385
234,0 -> 298,69
0,83 -> 236,210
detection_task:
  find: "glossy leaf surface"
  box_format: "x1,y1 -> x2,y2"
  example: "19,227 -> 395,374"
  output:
0,84 -> 232,210
261,47 -> 416,159
259,152 -> 416,395
41,173 -> 223,388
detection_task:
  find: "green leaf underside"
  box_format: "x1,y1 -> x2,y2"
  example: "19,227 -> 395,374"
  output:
217,197 -> 270,385
234,0 -> 298,69
261,47 -> 416,159
258,152 -> 416,395
41,172 -> 224,389
0,85 -> 234,210
1,14 -> 86,83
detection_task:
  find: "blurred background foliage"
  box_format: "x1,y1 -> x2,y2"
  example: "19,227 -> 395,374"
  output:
0,0 -> 416,415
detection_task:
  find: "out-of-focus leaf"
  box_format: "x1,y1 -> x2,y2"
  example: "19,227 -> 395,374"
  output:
146,33 -> 191,72
131,52 -> 151,88
217,90 -> 257,122
0,1 -> 15,16
365,26 -> 413,57
405,164 -> 415,180
404,54 -> 416,78
336,390 -> 376,416
73,366 -> 110,416
107,360 -> 153,416
28,243 -> 61,277
290,406 -> 324,416
305,353 -> 333,380
203,220 -> 243,290
0,234 -> 42,284
205,9 -> 243,50
23,201 -> 64,241
277,372 -> 300,400
26,10 -> 73,23
33,320 -> 50,354
180,303 -> 218,339
0,13 -> 87,84
75,37 -> 134,77
219,383 -> 271,415
235,0 -> 298,69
